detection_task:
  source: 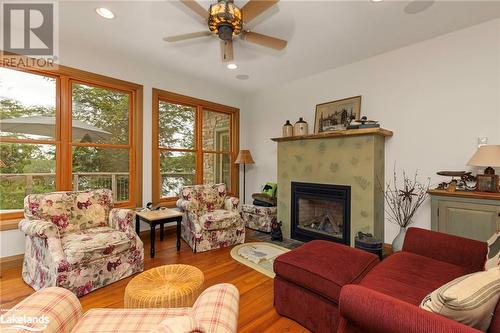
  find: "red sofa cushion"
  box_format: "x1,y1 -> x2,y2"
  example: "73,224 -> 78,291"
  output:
274,240 -> 379,304
360,251 -> 470,305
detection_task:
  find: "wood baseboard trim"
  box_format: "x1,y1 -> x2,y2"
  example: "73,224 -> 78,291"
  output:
0,253 -> 24,274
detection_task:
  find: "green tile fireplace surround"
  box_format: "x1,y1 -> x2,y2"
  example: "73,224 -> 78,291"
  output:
271,128 -> 393,245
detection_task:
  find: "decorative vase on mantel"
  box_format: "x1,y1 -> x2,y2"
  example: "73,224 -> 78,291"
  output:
282,120 -> 293,137
293,117 -> 308,136
391,226 -> 407,252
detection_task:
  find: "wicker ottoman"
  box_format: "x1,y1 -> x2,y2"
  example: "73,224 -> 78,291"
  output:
241,204 -> 277,233
124,264 -> 204,308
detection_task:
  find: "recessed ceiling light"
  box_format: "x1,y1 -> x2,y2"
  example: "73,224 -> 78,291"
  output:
236,74 -> 249,80
226,63 -> 238,70
96,7 -> 115,19
404,1 -> 434,14
371,0 -> 383,2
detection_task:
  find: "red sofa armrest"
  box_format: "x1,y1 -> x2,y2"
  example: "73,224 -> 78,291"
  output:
402,227 -> 487,272
338,284 -> 482,333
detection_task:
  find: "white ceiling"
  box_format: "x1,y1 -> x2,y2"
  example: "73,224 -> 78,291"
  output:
59,1 -> 500,92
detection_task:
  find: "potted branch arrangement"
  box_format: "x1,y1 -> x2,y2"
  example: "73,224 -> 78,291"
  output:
383,169 -> 431,252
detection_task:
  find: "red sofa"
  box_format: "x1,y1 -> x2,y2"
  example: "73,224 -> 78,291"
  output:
337,227 -> 500,333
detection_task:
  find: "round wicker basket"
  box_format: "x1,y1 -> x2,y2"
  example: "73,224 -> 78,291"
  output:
124,264 -> 204,308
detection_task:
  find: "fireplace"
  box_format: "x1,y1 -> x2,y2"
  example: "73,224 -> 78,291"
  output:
291,182 -> 351,245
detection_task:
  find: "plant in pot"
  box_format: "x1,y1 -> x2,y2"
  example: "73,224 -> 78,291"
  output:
382,168 -> 430,252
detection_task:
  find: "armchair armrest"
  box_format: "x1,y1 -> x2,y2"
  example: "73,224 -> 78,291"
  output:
19,218 -> 68,272
338,285 -> 481,333
192,283 -> 239,333
109,208 -> 136,234
19,218 -> 58,238
402,227 -> 487,272
224,196 -> 240,212
0,287 -> 82,333
176,198 -> 196,212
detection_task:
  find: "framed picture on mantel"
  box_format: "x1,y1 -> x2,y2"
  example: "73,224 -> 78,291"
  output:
314,96 -> 361,134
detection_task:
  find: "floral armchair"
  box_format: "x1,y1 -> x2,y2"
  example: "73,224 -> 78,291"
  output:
176,183 -> 245,252
19,189 -> 144,297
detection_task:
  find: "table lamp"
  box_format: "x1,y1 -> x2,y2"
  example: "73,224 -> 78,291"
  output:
235,150 -> 255,204
467,145 -> 500,192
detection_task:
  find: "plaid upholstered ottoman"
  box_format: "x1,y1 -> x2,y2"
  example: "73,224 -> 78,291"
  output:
241,204 -> 277,233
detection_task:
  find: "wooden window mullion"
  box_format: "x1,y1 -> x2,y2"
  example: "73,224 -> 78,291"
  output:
195,105 -> 203,185
59,76 -> 72,190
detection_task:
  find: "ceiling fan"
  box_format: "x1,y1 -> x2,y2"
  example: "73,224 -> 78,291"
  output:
164,0 -> 287,62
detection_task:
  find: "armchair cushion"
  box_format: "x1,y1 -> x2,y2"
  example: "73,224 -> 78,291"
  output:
24,189 -> 113,235
61,226 -> 135,266
73,308 -> 190,333
199,210 -> 241,231
179,184 -> 228,213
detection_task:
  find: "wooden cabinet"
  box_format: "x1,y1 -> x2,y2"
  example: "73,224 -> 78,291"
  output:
429,190 -> 500,241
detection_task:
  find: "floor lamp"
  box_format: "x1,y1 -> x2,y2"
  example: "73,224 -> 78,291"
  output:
235,150 -> 255,204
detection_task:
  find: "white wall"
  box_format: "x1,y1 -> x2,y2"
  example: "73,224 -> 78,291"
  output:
242,19 -> 500,243
0,42 -> 246,258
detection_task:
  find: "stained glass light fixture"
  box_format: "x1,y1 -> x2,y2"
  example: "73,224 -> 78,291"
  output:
208,0 -> 243,41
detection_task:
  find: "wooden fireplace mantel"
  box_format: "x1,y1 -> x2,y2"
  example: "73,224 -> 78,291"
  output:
271,128 -> 393,143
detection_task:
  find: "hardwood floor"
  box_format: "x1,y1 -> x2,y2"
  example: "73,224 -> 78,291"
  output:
0,230 -> 310,333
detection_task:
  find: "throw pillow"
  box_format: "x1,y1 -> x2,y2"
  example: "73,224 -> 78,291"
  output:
485,231 -> 500,270
150,314 -> 206,333
420,267 -> 500,331
262,183 -> 277,197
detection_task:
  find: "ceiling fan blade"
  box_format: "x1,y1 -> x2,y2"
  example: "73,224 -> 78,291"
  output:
221,40 -> 234,62
163,31 -> 212,42
242,31 -> 286,50
241,0 -> 279,24
179,0 -> 208,20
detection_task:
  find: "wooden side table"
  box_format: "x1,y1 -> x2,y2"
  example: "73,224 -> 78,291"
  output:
136,209 -> 184,258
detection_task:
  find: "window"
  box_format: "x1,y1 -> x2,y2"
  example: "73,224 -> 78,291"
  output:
0,69 -> 57,214
0,64 -> 142,222
152,89 -> 239,205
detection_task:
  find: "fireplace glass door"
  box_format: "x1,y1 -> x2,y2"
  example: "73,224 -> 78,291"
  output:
291,182 -> 350,244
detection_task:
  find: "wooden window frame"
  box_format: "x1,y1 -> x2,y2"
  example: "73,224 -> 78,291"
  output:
0,56 -> 143,225
152,88 -> 239,207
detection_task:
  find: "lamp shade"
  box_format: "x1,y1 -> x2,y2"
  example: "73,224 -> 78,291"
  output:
467,145 -> 500,167
235,150 -> 255,164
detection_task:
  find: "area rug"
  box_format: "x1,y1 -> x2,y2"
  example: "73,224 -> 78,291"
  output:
230,242 -> 290,278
